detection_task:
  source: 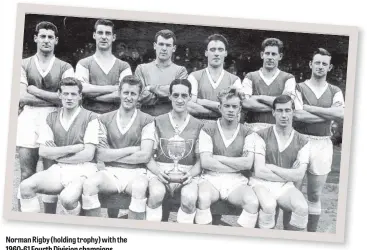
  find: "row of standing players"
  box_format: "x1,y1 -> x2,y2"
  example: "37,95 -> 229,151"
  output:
16,19 -> 344,232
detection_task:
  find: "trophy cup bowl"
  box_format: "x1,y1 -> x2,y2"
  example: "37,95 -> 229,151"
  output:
160,135 -> 194,183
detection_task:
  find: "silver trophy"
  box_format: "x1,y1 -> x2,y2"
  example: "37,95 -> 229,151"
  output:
159,127 -> 194,183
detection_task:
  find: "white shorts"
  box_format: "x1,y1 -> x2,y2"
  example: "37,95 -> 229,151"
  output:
306,135 -> 333,175
48,162 -> 98,187
245,122 -> 272,132
147,162 -> 199,194
200,172 -> 249,200
16,106 -> 57,148
249,177 -> 294,199
103,167 -> 147,194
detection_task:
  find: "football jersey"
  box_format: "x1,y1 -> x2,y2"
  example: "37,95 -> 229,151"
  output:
189,68 -> 241,102
154,113 -> 203,166
20,55 -> 74,92
294,81 -> 344,136
98,109 -> 154,167
243,70 -> 295,124
256,126 -> 308,169
76,55 -> 132,114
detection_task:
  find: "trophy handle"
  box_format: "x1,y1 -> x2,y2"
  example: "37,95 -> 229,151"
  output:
182,139 -> 195,160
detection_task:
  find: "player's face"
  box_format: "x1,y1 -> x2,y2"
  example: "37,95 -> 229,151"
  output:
154,36 -> 176,62
93,25 -> 116,51
219,96 -> 241,122
261,46 -> 283,70
169,84 -> 191,113
310,54 -> 333,79
59,86 -> 82,110
205,40 -> 227,68
272,101 -> 294,128
34,29 -> 58,54
119,83 -> 140,110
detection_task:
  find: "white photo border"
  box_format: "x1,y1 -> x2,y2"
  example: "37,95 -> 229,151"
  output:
3,2 -> 359,243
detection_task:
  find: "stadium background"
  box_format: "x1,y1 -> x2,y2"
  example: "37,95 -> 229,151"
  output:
13,14 -> 347,231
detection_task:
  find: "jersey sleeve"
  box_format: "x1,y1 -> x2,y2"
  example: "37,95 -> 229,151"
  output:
283,77 -> 296,99
253,133 -> 266,156
176,66 -> 188,79
296,141 -> 310,165
198,129 -> 213,153
242,75 -> 253,96
97,120 -> 109,149
141,121 -> 156,142
118,62 -> 133,83
332,91 -> 345,108
83,118 -> 100,145
75,62 -> 90,85
20,59 -> 29,85
188,73 -> 198,97
243,132 -> 257,154
36,120 -> 54,145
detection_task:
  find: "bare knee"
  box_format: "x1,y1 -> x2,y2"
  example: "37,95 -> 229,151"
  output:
181,187 -> 198,212
131,177 -> 148,199
260,198 -> 277,214
20,168 -> 35,181
82,177 -> 100,196
292,198 -> 308,216
148,183 -> 165,208
19,178 -> 37,198
60,190 -> 79,210
243,193 -> 259,212
197,189 -> 211,209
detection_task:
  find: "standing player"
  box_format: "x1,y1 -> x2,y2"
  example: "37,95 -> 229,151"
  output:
250,95 -> 310,231
18,77 -> 99,215
75,19 -> 132,114
81,76 -> 155,220
146,79 -> 203,223
293,48 -> 344,232
241,38 -> 296,131
195,87 -> 259,227
187,34 -> 243,120
17,21 -> 74,213
135,30 -> 188,117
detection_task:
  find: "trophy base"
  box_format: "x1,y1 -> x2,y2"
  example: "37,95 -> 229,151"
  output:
167,171 -> 185,183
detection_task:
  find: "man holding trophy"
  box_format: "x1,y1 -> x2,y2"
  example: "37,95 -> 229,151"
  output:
195,87 -> 259,227
146,79 -> 203,223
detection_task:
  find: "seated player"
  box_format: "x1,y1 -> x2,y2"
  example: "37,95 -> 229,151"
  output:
146,79 -> 203,223
195,87 -> 259,227
81,75 -> 155,220
18,77 -> 99,215
250,95 -> 310,230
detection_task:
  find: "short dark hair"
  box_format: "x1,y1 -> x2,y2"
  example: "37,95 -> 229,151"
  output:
272,95 -> 295,110
119,75 -> 143,94
206,34 -> 229,50
312,48 -> 332,60
155,30 -> 176,45
261,38 -> 284,54
217,87 -> 242,104
94,19 -> 114,33
57,77 -> 83,93
169,79 -> 192,95
35,21 -> 58,37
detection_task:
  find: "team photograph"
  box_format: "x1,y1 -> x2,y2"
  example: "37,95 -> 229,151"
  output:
7,10 -> 352,238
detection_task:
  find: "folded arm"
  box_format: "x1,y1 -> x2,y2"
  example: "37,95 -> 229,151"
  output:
253,153 -> 286,182
93,91 -> 121,103
213,151 -> 254,171
27,85 -> 61,105
116,139 -> 154,165
241,95 -> 273,112
200,152 -> 237,173
267,161 -> 307,183
57,144 -> 96,164
304,105 -> 344,123
293,109 -> 327,123
39,142 -> 84,160
19,84 -> 55,107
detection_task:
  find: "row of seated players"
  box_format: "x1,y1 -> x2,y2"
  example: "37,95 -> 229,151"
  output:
19,76 -> 312,231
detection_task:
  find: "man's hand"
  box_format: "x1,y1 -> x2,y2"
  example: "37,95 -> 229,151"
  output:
181,171 -> 193,185
156,169 -> 170,184
303,104 -> 313,112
